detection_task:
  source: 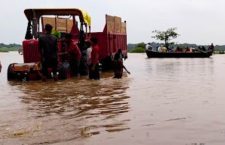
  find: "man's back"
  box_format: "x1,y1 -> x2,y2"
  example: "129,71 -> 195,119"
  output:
39,34 -> 58,61
68,40 -> 81,61
91,44 -> 100,65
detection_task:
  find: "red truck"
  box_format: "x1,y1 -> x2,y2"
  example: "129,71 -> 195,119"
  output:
7,8 -> 127,81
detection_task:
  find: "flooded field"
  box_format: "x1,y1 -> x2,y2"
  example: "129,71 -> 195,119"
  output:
1,52 -> 225,145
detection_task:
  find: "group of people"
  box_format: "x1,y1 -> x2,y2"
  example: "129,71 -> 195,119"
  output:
146,43 -> 214,53
38,23 -> 129,81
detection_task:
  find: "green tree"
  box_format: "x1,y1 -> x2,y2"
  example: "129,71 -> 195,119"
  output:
136,42 -> 145,48
128,42 -> 146,53
152,27 -> 179,48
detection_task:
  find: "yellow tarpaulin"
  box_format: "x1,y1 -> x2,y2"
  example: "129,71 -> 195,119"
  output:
80,9 -> 91,26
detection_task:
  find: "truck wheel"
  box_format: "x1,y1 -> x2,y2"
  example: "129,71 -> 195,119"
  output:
7,63 -> 17,80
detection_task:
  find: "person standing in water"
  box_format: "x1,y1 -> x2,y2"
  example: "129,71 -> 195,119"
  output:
39,24 -> 58,81
113,49 -> 130,78
65,34 -> 81,76
89,37 -> 100,80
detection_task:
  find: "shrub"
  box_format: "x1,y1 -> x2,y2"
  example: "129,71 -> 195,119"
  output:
130,47 -> 145,53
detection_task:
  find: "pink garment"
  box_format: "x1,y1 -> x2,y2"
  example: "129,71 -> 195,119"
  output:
68,40 -> 81,61
91,44 -> 100,64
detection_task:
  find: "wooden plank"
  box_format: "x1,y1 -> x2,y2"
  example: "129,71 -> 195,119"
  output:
105,15 -> 126,34
114,16 -> 121,33
42,17 -> 73,33
106,15 -> 114,33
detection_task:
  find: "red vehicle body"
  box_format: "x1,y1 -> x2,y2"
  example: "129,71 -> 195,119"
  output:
7,8 -> 127,81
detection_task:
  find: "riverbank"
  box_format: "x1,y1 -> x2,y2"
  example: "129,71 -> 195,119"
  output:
0,48 -> 17,52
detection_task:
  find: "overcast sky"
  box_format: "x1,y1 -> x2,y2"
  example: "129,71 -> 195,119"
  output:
1,0 -> 225,45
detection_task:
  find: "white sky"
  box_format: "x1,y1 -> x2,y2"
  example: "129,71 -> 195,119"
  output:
0,0 -> 225,45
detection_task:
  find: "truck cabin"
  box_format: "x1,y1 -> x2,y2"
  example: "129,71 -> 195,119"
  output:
23,9 -> 91,63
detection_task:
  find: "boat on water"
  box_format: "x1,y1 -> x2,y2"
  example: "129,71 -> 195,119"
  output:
146,50 -> 213,58
145,46 -> 213,58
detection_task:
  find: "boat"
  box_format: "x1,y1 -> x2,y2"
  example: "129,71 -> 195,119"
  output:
145,47 -> 213,58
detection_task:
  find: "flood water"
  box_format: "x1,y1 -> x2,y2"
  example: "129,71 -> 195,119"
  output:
1,52 -> 225,145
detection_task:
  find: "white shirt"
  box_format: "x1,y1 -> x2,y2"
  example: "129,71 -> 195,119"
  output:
87,47 -> 92,65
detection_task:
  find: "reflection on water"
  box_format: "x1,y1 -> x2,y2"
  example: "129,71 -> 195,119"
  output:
1,72 -> 130,144
19,75 -> 130,121
0,52 -> 131,144
1,52 -> 225,145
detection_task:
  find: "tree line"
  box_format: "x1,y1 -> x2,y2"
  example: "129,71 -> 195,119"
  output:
0,43 -> 21,52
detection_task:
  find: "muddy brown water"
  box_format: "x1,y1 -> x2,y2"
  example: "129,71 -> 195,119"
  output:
1,52 -> 225,145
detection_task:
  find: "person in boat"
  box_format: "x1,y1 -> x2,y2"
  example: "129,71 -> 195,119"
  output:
89,37 -> 100,80
157,46 -> 162,52
39,24 -> 58,81
199,46 -> 206,51
208,43 -> 214,52
65,33 -> 81,76
158,45 -> 167,52
176,46 -> 182,53
113,49 -> 130,79
197,46 -> 201,52
153,46 -> 158,52
167,46 -> 175,52
145,43 -> 152,51
185,47 -> 192,53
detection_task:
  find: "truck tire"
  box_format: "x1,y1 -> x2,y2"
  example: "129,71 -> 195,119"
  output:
7,63 -> 17,80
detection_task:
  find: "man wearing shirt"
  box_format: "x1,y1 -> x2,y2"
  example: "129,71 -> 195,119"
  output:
39,24 -> 58,81
67,34 -> 81,76
89,37 -> 100,80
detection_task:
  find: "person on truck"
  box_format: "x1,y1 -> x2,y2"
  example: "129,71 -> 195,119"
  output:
89,37 -> 100,80
39,24 -> 58,81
